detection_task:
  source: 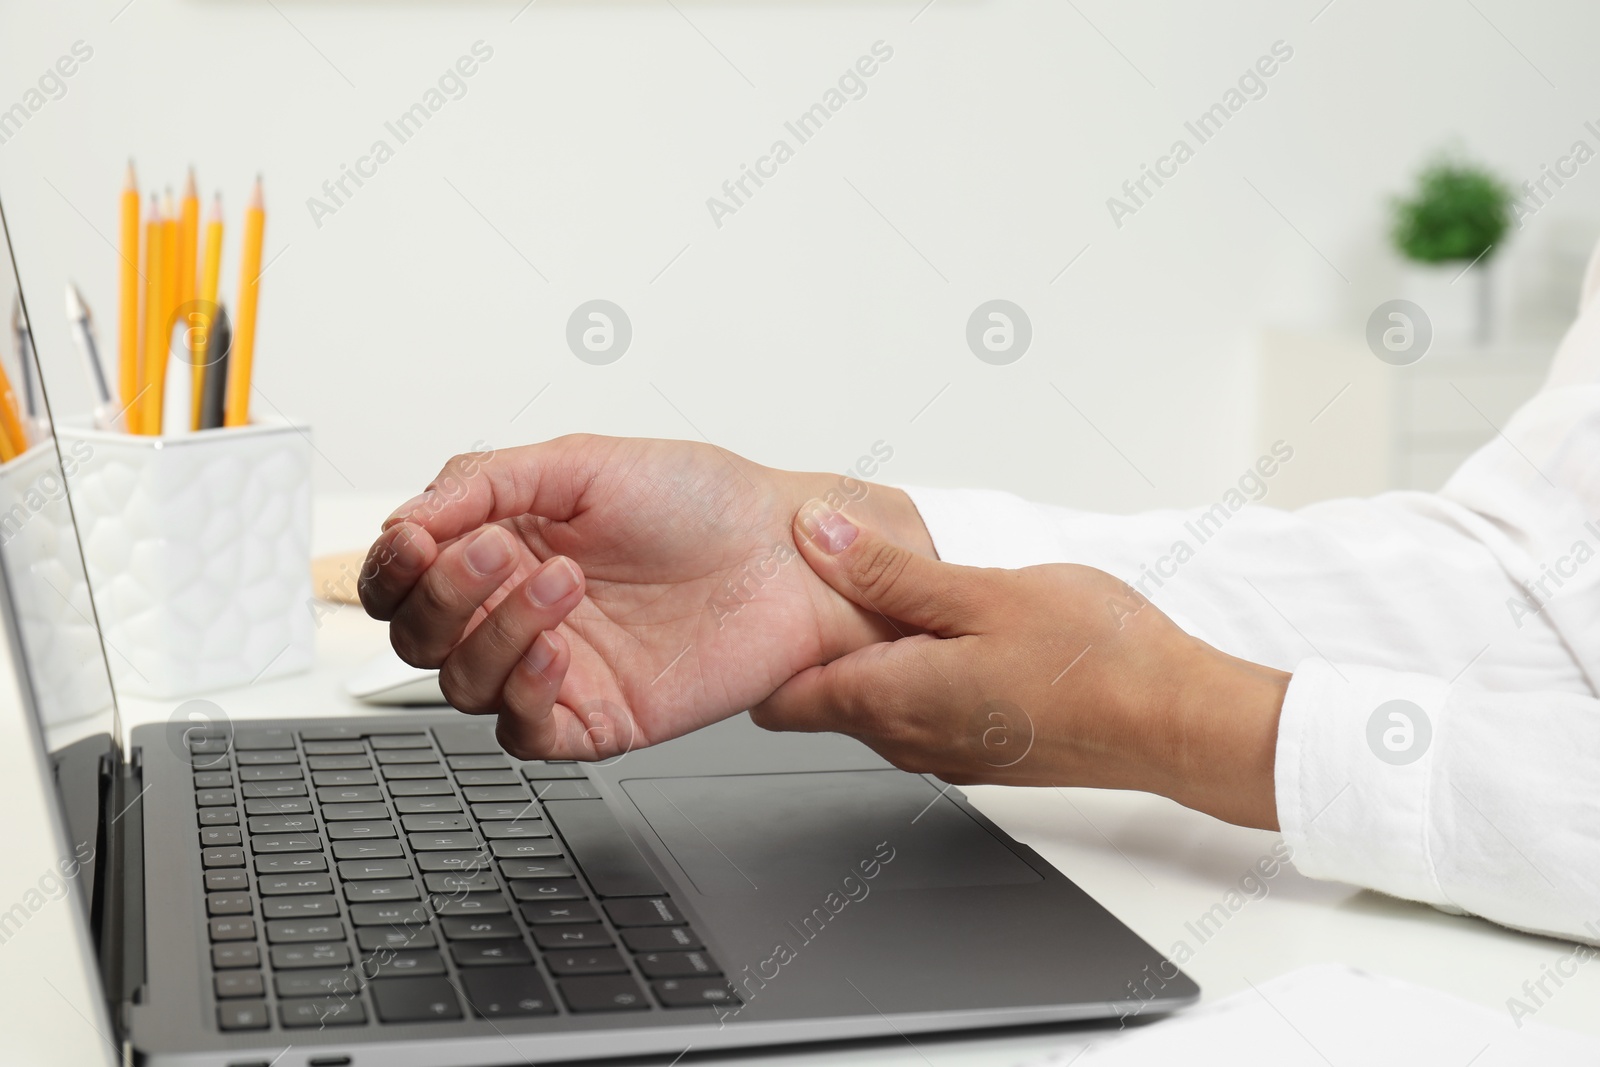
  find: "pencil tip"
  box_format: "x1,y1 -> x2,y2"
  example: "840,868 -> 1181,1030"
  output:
184,168 -> 197,196
125,160 -> 137,186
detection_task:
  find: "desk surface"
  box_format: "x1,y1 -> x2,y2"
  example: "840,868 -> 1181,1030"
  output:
2,495 -> 1595,1067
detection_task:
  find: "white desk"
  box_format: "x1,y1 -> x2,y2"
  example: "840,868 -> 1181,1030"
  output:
3,494 -> 1596,1067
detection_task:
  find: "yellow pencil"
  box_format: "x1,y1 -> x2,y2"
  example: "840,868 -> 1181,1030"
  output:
225,177 -> 264,428
118,162 -> 140,422
195,194 -> 223,431
0,355 -> 23,460
139,193 -> 163,434
179,170 -> 199,428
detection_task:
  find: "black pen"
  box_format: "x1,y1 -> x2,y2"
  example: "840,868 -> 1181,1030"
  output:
198,302 -> 230,431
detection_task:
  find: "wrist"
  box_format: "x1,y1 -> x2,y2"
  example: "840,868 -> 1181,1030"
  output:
1162,647 -> 1288,830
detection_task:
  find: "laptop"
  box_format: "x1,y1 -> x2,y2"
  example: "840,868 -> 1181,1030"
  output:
0,191 -> 1197,1066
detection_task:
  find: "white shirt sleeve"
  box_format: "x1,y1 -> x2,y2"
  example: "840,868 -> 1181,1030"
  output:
896,241 -> 1600,946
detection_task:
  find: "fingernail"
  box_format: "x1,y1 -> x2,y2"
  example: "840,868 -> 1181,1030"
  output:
383,491 -> 435,530
811,510 -> 857,555
464,527 -> 513,577
527,632 -> 557,675
528,557 -> 580,607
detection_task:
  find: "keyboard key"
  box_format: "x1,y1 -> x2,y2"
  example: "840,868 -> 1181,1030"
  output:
214,971 -> 264,998
653,977 -> 739,1008
495,859 -> 571,880
217,1001 -> 270,1030
511,879 -> 585,902
463,785 -> 530,803
344,880 -> 421,903
521,762 -> 588,780
298,726 -> 364,741
543,800 -> 663,897
205,870 -> 248,892
415,851 -> 492,872
202,847 -> 244,868
207,892 -> 253,916
303,740 -> 364,755
395,797 -> 462,814
193,772 -> 233,789
448,755 -> 509,771
208,917 -> 255,941
198,808 -> 239,826
242,782 -> 307,798
558,974 -> 649,1012
333,840 -> 404,860
370,733 -> 432,750
604,898 -> 684,927
281,996 -> 366,1027
262,896 -> 340,920
252,834 -> 323,854
245,797 -> 311,815
532,924 -> 611,949
363,950 -> 445,977
454,769 -> 519,786
199,828 -> 241,847
480,821 -> 549,840
348,902 -> 432,927
266,918 -> 346,943
471,802 -> 540,821
275,969 -> 362,998
318,786 -> 384,804
431,894 -> 510,916
239,765 -> 304,782
492,839 -> 561,859
255,854 -> 327,874
327,821 -> 397,841
440,916 -> 519,940
322,803 -> 391,821
377,749 -> 442,765
308,755 -> 370,770
519,901 -> 598,925
637,951 -> 720,978
499,853 -> 570,878
247,814 -> 316,835
530,780 -> 601,801
370,976 -> 462,1021
313,770 -> 376,787
460,966 -> 557,1017
409,832 -> 481,851
450,939 -> 533,967
260,874 -> 333,896
432,724 -> 501,755
380,764 -> 444,780
622,926 -> 704,952
358,926 -> 435,951
271,942 -> 352,969
547,948 -> 628,975
195,790 -> 235,807
237,750 -> 299,765
401,813 -> 469,832
234,727 -> 295,750
423,871 -> 497,894
388,780 -> 455,796
211,943 -> 260,968
338,858 -> 411,880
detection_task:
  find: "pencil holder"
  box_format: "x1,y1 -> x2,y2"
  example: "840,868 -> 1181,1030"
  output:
57,418 -> 314,699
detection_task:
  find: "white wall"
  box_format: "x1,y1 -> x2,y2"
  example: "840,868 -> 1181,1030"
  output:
2,0 -> 1597,516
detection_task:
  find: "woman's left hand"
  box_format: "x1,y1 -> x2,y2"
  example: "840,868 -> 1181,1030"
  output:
751,501 -> 1292,830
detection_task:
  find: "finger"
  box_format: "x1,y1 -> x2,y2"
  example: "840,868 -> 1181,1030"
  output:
382,435 -> 620,545
751,637 -> 931,735
438,557 -> 585,714
388,525 -> 524,667
792,499 -> 990,636
357,522 -> 438,622
493,631 -> 575,760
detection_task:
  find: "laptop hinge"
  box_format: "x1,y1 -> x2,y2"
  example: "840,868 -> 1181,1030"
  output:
96,745 -> 148,1035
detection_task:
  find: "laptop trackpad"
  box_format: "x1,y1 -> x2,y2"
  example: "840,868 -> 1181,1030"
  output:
622,771 -> 1042,896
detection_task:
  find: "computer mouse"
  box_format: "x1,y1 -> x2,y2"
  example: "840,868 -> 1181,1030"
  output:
346,646 -> 448,706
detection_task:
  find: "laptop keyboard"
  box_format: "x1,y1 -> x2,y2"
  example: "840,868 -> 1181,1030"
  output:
186,722 -> 739,1032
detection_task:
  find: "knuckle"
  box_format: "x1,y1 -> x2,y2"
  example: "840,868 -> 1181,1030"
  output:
437,657 -> 493,714
494,717 -> 540,761
850,540 -> 913,600
388,626 -> 433,670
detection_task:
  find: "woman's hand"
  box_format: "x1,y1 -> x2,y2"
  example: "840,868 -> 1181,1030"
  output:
357,436 -> 933,761
752,501 -> 1291,830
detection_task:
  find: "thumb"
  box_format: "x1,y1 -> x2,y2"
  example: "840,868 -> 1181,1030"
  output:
793,499 -> 988,636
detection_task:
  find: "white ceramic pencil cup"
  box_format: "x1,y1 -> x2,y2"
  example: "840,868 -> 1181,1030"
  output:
57,418 -> 314,699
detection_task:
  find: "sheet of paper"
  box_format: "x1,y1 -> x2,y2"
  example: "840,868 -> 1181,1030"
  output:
1020,964 -> 1597,1066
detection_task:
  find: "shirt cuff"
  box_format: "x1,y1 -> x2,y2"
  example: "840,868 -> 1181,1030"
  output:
1275,659 -> 1453,909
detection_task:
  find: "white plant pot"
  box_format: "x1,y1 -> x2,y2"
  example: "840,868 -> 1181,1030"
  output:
57,418 -> 314,699
1399,262 -> 1493,346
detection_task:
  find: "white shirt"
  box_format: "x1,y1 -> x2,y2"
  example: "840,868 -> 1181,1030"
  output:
903,249 -> 1600,948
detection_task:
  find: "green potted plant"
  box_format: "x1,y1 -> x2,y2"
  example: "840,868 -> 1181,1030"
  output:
1390,155 -> 1512,344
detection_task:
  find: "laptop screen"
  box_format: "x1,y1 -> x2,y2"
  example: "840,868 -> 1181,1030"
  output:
0,197 -> 122,790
